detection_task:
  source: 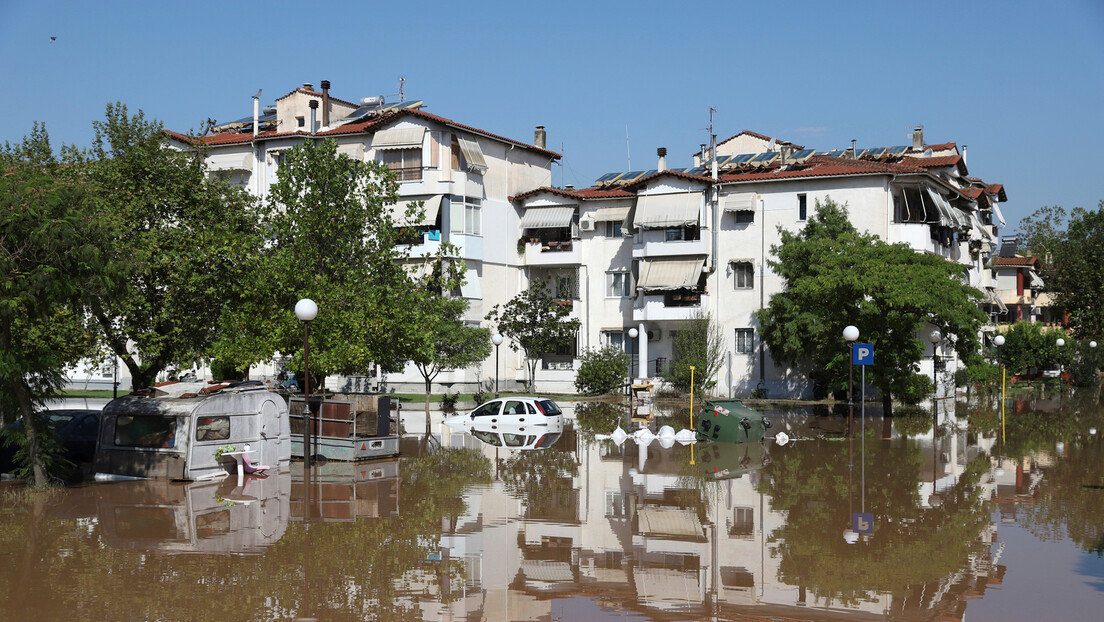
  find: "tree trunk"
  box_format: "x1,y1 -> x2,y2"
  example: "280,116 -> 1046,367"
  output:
425,377 -> 432,435
14,380 -> 49,489
881,392 -> 893,417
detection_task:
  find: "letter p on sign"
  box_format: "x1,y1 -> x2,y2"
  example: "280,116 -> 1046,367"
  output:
853,343 -> 874,366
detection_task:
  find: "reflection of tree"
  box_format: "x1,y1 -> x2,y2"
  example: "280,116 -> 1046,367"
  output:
1016,434 -> 1104,556
498,449 -> 579,522
756,434 -> 991,607
573,400 -> 625,441
0,449 -> 493,620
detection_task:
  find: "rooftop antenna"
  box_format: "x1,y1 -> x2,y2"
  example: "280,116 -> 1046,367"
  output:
398,76 -> 405,102
708,106 -> 716,163
561,141 -> 565,188
625,125 -> 631,170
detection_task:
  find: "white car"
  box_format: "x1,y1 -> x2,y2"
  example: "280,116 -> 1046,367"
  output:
444,397 -> 564,449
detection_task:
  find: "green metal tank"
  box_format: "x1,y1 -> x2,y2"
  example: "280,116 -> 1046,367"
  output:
695,400 -> 770,443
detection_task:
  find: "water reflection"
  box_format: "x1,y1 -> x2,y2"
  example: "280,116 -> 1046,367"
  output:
2,396 -> 1103,619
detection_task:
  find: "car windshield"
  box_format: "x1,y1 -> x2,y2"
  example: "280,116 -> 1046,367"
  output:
536,400 -> 562,416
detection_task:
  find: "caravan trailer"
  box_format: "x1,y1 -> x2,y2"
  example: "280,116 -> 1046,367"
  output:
93,382 -> 291,480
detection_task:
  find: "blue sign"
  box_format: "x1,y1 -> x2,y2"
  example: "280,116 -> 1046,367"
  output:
853,343 -> 874,366
853,512 -> 874,534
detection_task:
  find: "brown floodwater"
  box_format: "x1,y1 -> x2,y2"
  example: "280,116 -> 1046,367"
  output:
2,391 -> 1103,621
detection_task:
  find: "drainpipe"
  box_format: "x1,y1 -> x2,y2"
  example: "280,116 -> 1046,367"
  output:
309,100 -> 318,135
320,80 -> 330,127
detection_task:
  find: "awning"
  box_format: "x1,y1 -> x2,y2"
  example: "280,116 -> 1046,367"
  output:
925,187 -> 967,229
723,192 -> 756,212
634,192 -> 702,228
637,258 -> 705,291
456,136 -> 488,173
336,143 -> 364,160
1029,271 -> 1045,289
520,205 -> 574,229
521,560 -> 573,582
969,212 -> 997,244
594,205 -> 631,222
391,195 -> 442,227
372,126 -> 425,150
992,203 -> 1007,227
636,507 -> 705,539
986,287 -> 1008,314
207,152 -> 253,172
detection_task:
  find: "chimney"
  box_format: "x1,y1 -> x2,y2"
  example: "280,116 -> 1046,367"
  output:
780,144 -> 794,162
534,125 -> 546,149
657,147 -> 667,171
303,82 -> 314,91
565,184 -> 575,190
320,80 -> 331,127
962,144 -> 967,166
912,126 -> 924,151
252,93 -> 260,139
850,139 -> 857,159
309,100 -> 318,135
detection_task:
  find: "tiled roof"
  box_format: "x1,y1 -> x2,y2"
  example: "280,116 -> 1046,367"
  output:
924,142 -> 957,152
275,87 -> 359,108
959,187 -> 983,199
713,130 -> 804,151
993,256 -> 1040,267
900,154 -> 963,168
986,183 -> 1007,201
511,185 -> 634,202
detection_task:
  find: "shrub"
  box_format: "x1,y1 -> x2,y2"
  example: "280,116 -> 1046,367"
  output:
574,347 -> 630,395
440,392 -> 460,411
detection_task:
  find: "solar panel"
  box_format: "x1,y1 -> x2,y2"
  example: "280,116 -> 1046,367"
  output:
729,154 -> 755,165
887,145 -> 910,156
617,170 -> 647,183
596,172 -> 623,183
825,150 -> 846,158
751,152 -> 779,165
687,167 -> 707,175
863,147 -> 888,158
788,148 -> 816,164
639,169 -> 657,180
667,167 -> 688,174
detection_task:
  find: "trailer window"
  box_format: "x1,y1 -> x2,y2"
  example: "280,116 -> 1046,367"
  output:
114,415 -> 176,448
196,416 -> 230,441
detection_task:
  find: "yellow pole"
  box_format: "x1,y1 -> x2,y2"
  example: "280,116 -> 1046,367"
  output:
690,366 -> 696,466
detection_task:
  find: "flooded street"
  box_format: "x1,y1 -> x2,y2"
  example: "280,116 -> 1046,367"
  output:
2,393 -> 1103,621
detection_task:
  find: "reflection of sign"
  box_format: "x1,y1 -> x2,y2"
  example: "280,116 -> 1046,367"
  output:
853,344 -> 874,366
853,512 -> 873,534
427,551 -> 442,561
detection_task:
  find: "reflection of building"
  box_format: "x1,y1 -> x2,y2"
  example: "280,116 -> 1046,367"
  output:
409,406 -> 1008,621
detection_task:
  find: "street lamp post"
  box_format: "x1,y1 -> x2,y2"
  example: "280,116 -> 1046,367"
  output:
844,326 -> 859,436
994,335 -> 1005,443
928,330 -> 943,426
295,298 -> 318,470
492,333 -> 503,398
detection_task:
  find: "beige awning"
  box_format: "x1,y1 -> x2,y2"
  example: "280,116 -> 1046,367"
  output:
594,205 -> 631,222
986,287 -> 1008,314
636,507 -> 705,539
969,212 -> 997,244
1029,271 -> 1045,289
520,205 -> 574,229
637,259 -> 704,291
723,192 -> 756,212
391,195 -> 442,227
521,560 -> 574,582
373,126 -> 425,150
634,192 -> 701,229
336,143 -> 364,160
207,152 -> 253,172
456,135 -> 488,173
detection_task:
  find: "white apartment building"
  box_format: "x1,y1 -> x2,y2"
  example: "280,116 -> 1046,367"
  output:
515,128 -> 1008,398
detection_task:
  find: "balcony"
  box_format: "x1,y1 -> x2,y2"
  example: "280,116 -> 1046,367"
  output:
632,291 -> 705,322
522,238 -> 580,266
632,237 -> 708,259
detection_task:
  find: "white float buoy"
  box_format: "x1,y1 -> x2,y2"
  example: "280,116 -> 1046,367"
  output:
775,432 -> 790,446
611,427 -> 628,444
657,425 -> 675,439
674,429 -> 697,444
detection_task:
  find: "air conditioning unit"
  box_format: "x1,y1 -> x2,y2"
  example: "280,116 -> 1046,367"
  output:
647,329 -> 662,342
580,218 -> 596,232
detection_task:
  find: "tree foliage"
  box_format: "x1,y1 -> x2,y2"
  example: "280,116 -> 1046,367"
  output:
574,346 -> 630,396
1,125 -> 111,487
1043,202 -> 1104,340
659,310 -> 725,395
995,321 -> 1071,376
78,103 -> 259,388
485,278 -> 581,392
757,199 -> 987,411
215,138 -> 422,377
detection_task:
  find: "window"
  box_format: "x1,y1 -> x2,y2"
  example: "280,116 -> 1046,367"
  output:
798,193 -> 807,221
607,272 -> 632,297
451,136 -> 463,171
731,506 -> 754,537
605,330 -> 635,352
733,210 -> 754,224
380,148 -> 422,181
450,196 -> 481,235
735,328 -> 755,354
605,221 -> 622,237
606,491 -> 631,517
296,116 -> 305,128
114,415 -> 176,448
664,225 -> 699,241
195,416 -> 230,442
733,262 -> 754,289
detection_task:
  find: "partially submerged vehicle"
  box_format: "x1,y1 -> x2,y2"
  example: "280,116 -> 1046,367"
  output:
289,394 -> 398,461
443,396 -> 563,429
93,381 -> 291,480
695,399 -> 771,443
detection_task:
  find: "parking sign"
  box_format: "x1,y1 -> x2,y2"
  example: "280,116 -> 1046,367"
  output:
853,343 -> 874,366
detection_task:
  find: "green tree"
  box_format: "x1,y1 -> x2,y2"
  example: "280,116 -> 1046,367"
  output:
998,321 -> 1070,377
214,138 -> 422,378
659,310 -> 725,395
574,346 -> 630,395
1017,204 -> 1081,265
407,274 -> 492,429
78,103 -> 259,388
485,278 -> 581,392
1046,202 -> 1104,340
1,126 -> 113,487
757,198 -> 987,413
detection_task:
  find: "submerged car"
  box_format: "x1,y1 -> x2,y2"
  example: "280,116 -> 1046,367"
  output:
443,396 -> 563,429
0,409 -> 101,478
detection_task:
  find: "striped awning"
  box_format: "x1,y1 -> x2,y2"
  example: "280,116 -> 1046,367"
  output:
969,212 -> 997,245
594,205 -> 631,222
372,126 -> 425,150
1029,271 -> 1045,289
521,560 -> 574,582
926,187 -> 969,229
636,507 -> 705,539
637,258 -> 704,291
723,192 -> 756,212
520,205 -> 574,229
207,152 -> 253,172
986,287 -> 1008,314
391,195 -> 442,227
633,192 -> 701,229
456,136 -> 488,173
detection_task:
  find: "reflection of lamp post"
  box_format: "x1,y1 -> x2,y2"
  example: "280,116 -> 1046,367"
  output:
844,326 -> 859,435
994,335 -> 1006,443
627,328 -> 639,406
492,333 -> 503,398
928,330 -> 942,421
295,299 -> 318,470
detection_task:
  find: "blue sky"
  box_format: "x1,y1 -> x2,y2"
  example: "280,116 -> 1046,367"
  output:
2,0 -> 1102,230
